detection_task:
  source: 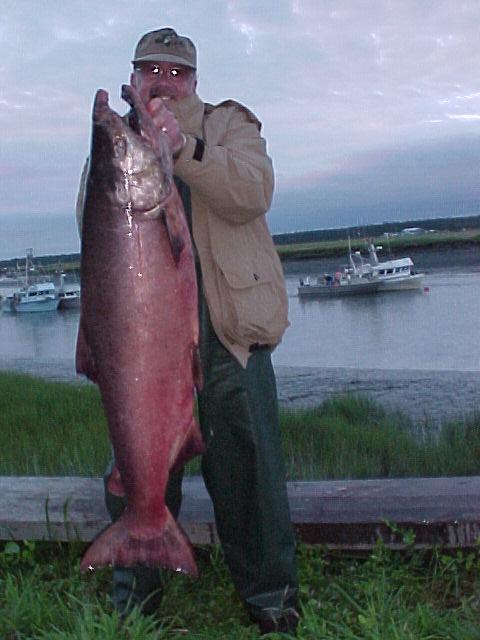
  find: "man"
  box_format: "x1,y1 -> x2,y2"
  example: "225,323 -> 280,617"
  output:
77,27 -> 298,635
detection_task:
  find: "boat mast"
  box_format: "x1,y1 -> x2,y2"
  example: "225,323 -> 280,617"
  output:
348,235 -> 355,270
25,248 -> 33,287
367,240 -> 379,265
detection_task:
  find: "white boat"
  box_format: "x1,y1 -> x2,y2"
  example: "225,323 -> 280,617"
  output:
56,273 -> 81,310
298,241 -> 424,298
57,286 -> 81,309
0,275 -> 23,287
6,249 -> 60,313
9,281 -> 60,313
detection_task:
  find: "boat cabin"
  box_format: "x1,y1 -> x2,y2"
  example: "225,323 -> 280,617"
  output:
372,257 -> 414,278
15,282 -> 56,299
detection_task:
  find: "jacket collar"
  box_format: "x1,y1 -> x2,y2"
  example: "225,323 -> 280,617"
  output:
168,93 -> 205,137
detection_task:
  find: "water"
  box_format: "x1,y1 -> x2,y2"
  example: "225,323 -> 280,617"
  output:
273,269 -> 480,371
0,267 -> 479,380
0,306 -> 79,361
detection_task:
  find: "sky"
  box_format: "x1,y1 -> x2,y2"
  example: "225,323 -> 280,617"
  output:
1,0 -> 480,259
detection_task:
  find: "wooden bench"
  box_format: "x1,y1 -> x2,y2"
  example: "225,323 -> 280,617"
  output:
1,475 -> 480,550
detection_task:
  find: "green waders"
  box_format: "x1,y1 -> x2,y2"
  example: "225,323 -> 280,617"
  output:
104,180 -> 298,625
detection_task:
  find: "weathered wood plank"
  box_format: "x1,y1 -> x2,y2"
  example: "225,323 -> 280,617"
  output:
1,475 -> 480,550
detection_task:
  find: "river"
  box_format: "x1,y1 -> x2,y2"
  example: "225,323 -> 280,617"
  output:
1,252 -> 480,423
2,263 -> 478,372
276,268 -> 480,371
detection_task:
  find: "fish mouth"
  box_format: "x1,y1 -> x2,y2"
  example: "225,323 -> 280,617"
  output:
93,89 -> 125,128
122,202 -> 164,221
140,203 -> 163,220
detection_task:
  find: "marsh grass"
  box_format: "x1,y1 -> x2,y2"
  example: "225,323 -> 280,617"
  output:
281,396 -> 480,479
276,229 -> 480,261
0,372 -> 109,476
1,371 -> 480,479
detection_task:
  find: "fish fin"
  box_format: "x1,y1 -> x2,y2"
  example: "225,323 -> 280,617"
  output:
171,418 -> 205,473
106,464 -> 125,497
80,509 -> 198,577
193,346 -> 204,392
75,314 -> 98,382
162,188 -> 188,265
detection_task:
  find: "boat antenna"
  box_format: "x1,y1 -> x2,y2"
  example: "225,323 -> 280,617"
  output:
347,234 -> 355,270
385,232 -> 393,257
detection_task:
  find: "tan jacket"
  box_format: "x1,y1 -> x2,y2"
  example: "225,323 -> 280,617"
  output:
77,93 -> 289,367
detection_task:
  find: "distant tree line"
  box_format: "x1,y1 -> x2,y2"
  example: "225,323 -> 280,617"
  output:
272,213 -> 480,246
0,253 -> 80,271
2,213 -> 480,269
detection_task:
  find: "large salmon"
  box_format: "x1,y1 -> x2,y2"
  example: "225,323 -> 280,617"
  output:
76,86 -> 204,576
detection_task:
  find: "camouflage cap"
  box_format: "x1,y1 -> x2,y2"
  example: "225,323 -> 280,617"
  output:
132,28 -> 197,69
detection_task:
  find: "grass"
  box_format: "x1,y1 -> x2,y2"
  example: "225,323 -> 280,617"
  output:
275,229 -> 480,261
0,373 -> 110,476
5,229 -> 480,276
281,396 -> 480,480
2,371 -> 480,637
1,371 -> 480,479
2,539 -> 480,638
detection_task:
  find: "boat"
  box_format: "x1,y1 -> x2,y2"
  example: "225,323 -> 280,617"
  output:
0,275 -> 23,287
9,281 -> 60,313
57,286 -> 81,309
56,273 -> 81,310
298,240 -> 424,298
6,249 -> 59,313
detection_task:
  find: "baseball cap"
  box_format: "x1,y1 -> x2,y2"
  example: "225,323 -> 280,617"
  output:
132,28 -> 197,69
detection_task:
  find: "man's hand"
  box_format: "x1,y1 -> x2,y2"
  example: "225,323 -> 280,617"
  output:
147,97 -> 186,157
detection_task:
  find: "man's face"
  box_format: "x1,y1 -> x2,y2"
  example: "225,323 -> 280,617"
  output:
131,62 -> 197,106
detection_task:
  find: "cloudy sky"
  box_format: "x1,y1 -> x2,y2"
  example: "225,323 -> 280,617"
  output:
1,0 -> 480,258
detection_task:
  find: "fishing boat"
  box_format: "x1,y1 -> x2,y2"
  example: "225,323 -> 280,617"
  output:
6,249 -> 59,313
56,273 -> 81,310
298,241 -> 424,298
57,286 -> 81,309
9,281 -> 59,313
0,275 -> 23,287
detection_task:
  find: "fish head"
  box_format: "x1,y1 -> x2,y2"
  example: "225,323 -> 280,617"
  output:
91,89 -> 171,218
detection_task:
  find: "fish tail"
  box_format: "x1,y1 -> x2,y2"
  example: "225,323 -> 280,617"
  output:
80,509 -> 198,577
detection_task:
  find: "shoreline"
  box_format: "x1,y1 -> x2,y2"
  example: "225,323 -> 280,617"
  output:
1,357 -> 478,427
275,365 -> 480,426
2,232 -> 480,270
2,245 -> 479,426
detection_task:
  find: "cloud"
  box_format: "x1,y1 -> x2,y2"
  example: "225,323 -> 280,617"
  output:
446,114 -> 480,121
1,0 -> 480,240
269,133 -> 480,232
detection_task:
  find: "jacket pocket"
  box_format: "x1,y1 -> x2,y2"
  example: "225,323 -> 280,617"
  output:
215,264 -> 289,347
